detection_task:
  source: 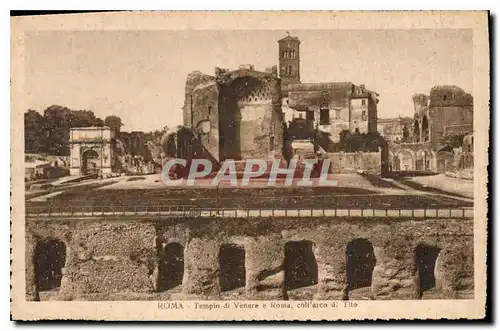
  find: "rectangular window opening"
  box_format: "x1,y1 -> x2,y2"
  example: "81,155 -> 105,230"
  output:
320,108 -> 330,125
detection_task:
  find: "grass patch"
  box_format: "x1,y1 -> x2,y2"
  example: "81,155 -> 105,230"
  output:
387,171 -> 438,180
27,190 -> 472,210
127,176 -> 146,182
361,173 -> 404,190
399,178 -> 471,200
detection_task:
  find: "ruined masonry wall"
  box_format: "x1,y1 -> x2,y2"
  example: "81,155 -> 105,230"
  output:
327,152 -> 381,174
184,72 -> 216,128
26,217 -> 473,301
191,81 -> 220,161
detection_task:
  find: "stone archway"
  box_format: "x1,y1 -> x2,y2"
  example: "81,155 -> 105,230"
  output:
416,149 -> 431,171
157,243 -> 184,292
392,154 -> 401,171
70,127 -> 114,176
195,120 -> 213,156
195,120 -> 211,137
389,151 -> 401,171
345,239 -> 376,299
436,150 -> 455,173
218,244 -> 246,292
81,148 -> 100,175
398,150 -> 414,171
284,241 -> 318,291
414,244 -> 441,298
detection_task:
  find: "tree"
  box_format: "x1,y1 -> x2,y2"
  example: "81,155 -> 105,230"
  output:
24,110 -> 45,153
350,129 -> 363,152
337,129 -> 381,153
338,130 -> 352,152
24,105 -> 105,155
402,124 -> 410,143
42,105 -> 103,155
93,118 -> 105,126
104,115 -> 123,133
442,132 -> 467,148
364,132 -> 381,152
43,105 -> 74,155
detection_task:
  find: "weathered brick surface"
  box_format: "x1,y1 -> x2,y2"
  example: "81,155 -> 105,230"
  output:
26,217 -> 474,301
184,69 -> 284,162
327,152 -> 381,174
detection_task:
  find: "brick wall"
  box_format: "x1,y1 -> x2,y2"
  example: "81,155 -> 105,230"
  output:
26,216 -> 473,301
327,152 -> 381,174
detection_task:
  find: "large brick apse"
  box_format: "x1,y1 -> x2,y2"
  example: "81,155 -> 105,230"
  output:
183,65 -> 284,162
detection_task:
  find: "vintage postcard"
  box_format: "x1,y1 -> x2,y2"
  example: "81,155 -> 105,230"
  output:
11,11 -> 489,321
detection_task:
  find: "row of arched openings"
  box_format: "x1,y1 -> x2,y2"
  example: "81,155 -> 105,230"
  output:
392,148 -> 455,172
32,239 -> 442,300
283,240 -> 442,299
283,239 -> 377,299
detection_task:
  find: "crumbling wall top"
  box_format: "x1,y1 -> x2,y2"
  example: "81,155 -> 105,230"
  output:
412,93 -> 430,116
185,71 -> 216,94
215,66 -> 279,86
429,85 -> 473,107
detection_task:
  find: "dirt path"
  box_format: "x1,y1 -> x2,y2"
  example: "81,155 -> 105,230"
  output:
381,176 -> 474,204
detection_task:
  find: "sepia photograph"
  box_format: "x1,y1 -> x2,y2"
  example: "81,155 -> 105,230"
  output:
10,11 -> 489,321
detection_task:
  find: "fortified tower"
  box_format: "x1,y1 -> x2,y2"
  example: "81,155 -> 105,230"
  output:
278,33 -> 301,88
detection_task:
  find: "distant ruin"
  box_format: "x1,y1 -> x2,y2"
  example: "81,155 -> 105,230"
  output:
388,85 -> 473,175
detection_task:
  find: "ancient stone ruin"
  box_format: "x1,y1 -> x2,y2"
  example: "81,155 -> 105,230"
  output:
26,215 -> 474,301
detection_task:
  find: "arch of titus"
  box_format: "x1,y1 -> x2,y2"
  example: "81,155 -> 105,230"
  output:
69,127 -> 115,176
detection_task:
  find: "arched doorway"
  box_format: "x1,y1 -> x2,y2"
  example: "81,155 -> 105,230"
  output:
436,150 -> 455,173
195,120 -> 211,139
345,239 -> 376,299
33,238 -> 67,298
422,115 -> 430,142
219,244 -> 246,292
399,150 -> 414,171
392,154 -> 401,171
284,241 -> 318,291
157,243 -> 184,292
416,150 -> 426,171
81,149 -> 100,175
415,244 -> 441,298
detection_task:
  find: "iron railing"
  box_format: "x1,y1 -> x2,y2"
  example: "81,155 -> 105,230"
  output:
25,205 -> 474,219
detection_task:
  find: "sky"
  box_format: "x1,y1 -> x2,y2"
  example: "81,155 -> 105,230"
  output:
24,29 -> 473,131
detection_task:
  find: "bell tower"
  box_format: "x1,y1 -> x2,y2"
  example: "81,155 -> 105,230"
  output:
278,33 -> 300,88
